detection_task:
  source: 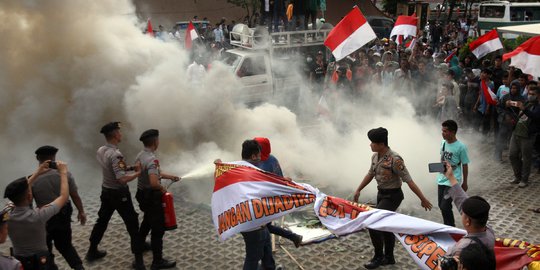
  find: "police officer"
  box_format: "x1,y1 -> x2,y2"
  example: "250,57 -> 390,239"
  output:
87,122 -> 145,269
0,206 -> 23,270
135,129 -> 179,270
354,127 -> 432,269
32,145 -> 85,270
4,160 -> 70,270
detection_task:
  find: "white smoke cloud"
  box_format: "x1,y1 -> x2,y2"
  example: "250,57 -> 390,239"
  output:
0,0 -> 484,219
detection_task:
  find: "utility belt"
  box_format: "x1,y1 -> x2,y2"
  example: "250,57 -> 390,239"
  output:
14,251 -> 55,270
102,186 -> 130,195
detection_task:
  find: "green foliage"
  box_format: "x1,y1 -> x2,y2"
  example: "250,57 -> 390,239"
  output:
459,37 -> 475,61
502,36 -> 532,51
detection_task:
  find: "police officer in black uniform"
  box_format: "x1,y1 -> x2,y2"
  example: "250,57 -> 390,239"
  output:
5,160 -> 71,270
135,129 -> 179,270
32,145 -> 86,270
86,122 -> 145,269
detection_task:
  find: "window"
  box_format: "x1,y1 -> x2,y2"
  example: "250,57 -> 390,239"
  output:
480,5 -> 505,18
510,7 -> 540,21
238,57 -> 266,77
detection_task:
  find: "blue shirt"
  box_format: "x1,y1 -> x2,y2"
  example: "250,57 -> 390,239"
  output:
437,140 -> 470,186
257,155 -> 283,177
496,85 -> 510,101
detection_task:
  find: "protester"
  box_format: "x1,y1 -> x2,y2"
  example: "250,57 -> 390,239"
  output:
354,127 -> 432,269
495,82 -> 525,162
436,120 -> 470,227
253,137 -> 303,248
509,86 -> 540,187
238,139 -> 278,270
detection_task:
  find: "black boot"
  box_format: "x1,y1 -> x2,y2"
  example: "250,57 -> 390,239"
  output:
151,258 -> 176,270
85,248 -> 107,261
382,255 -> 395,265
364,256 -> 384,269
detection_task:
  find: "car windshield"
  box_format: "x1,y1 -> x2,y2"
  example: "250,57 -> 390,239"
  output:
221,52 -> 242,71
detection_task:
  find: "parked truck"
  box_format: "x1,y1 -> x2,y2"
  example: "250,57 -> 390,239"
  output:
220,25 -> 331,110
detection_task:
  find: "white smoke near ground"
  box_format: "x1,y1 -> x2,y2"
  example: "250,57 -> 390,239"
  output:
0,0 -> 486,221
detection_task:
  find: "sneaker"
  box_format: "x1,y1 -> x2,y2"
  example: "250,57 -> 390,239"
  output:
518,181 -> 529,188
292,234 -> 303,248
85,249 -> 107,261
151,258 -> 176,270
132,261 -> 146,270
364,256 -> 384,269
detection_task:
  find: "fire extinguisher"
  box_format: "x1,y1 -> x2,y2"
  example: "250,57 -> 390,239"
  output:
162,181 -> 178,231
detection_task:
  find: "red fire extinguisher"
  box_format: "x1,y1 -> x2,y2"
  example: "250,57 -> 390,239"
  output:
162,182 -> 177,231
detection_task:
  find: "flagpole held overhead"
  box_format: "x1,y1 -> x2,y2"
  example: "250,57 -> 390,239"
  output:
323,7 -> 376,62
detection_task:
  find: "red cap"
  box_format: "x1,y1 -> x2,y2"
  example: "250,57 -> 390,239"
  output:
254,137 -> 271,161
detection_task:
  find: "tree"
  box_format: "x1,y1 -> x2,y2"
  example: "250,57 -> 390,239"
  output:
227,0 -> 260,26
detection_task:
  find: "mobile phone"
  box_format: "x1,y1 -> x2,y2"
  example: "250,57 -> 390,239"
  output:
428,162 -> 446,173
48,161 -> 58,170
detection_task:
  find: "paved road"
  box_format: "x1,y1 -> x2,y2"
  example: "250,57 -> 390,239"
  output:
2,142 -> 539,270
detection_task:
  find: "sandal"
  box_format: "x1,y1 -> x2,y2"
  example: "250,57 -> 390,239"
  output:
528,208 -> 540,213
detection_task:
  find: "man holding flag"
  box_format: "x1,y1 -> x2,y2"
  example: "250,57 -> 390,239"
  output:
474,69 -> 496,135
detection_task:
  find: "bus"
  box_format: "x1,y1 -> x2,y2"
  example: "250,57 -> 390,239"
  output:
478,1 -> 540,38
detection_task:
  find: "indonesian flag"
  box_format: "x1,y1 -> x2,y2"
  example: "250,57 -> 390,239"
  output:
212,162 -> 540,270
390,15 -> 418,39
317,95 -> 330,118
444,50 -> 457,64
482,79 -> 498,105
324,7 -> 376,61
185,21 -> 199,50
469,29 -> 503,59
503,36 -> 540,79
146,19 -> 154,37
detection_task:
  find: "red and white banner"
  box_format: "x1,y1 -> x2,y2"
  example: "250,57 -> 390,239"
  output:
481,80 -> 497,105
444,50 -> 457,64
185,21 -> 199,49
212,162 -> 540,270
324,7 -> 376,61
211,161 -> 317,241
390,15 -> 418,39
469,29 -> 503,59
503,36 -> 540,79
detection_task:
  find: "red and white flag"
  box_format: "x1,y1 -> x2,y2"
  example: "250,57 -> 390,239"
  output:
481,80 -> 498,105
390,15 -> 418,39
444,50 -> 457,64
469,29 -> 503,59
185,21 -> 199,49
146,19 -> 154,37
503,35 -> 540,79
324,7 -> 376,61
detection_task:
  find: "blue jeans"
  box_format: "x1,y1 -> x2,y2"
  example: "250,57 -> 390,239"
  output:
241,227 -> 275,270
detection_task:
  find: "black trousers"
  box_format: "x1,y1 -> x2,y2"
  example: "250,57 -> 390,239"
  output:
46,202 -> 83,268
368,188 -> 403,258
136,189 -> 165,262
438,185 -> 455,227
89,187 -> 142,254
